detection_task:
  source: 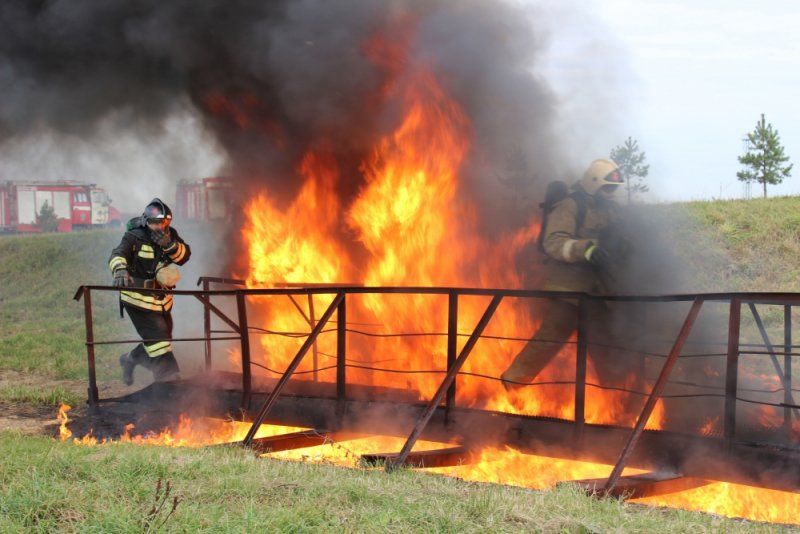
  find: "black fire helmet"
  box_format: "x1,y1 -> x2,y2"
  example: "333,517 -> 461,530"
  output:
141,198 -> 173,225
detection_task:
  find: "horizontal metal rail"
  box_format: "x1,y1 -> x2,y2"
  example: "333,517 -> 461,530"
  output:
73,283 -> 800,303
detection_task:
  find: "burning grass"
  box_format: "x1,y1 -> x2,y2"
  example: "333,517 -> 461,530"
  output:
0,430 -> 773,532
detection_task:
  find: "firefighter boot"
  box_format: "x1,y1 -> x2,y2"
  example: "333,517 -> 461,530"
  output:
119,352 -> 137,386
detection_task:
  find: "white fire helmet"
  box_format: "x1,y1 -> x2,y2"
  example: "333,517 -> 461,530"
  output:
580,159 -> 623,196
156,264 -> 181,288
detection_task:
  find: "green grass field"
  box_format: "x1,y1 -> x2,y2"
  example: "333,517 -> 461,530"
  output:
2,200 -> 800,531
0,432 -> 770,533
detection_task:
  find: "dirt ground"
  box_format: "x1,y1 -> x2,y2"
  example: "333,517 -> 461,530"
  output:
0,370 -> 133,436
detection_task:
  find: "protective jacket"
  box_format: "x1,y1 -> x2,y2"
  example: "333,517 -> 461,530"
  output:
540,186 -> 619,293
108,219 -> 191,312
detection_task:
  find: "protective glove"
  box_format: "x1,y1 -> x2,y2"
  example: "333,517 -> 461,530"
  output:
584,243 -> 611,270
113,268 -> 133,288
151,229 -> 174,249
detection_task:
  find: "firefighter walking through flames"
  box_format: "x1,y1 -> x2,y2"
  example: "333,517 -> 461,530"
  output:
109,198 -> 191,384
502,159 -> 629,390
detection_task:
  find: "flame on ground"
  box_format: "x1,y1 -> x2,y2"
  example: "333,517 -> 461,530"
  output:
57,405 -> 800,525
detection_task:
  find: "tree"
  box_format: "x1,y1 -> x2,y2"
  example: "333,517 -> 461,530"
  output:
36,201 -> 59,232
737,113 -> 793,198
609,136 -> 650,204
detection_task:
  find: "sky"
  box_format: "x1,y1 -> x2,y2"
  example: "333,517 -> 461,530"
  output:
559,0 -> 800,201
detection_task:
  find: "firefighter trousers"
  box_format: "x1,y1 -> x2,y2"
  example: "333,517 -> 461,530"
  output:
501,298 -> 640,387
123,303 -> 180,381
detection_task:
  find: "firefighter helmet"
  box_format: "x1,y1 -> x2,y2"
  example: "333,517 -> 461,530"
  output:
580,159 -> 623,196
142,198 -> 173,225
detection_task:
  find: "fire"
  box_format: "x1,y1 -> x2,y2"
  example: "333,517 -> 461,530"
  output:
238,25 -> 649,430
634,482 -> 800,525
58,405 -> 305,447
58,404 -> 72,441
428,447 -> 645,489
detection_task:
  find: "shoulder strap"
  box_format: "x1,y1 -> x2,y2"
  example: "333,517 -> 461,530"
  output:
569,190 -> 589,233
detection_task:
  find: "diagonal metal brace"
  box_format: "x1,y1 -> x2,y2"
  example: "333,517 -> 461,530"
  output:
604,297 -> 704,495
747,303 -> 799,420
193,294 -> 241,334
386,294 -> 503,472
242,292 -> 344,447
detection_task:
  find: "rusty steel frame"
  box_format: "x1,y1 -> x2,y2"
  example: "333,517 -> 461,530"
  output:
747,303 -> 799,422
603,298 -> 704,495
385,295 -> 503,471
242,293 -> 345,447
76,281 -> 800,494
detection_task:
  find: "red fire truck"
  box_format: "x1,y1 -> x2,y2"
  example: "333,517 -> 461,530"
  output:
175,177 -> 233,221
0,181 -> 122,233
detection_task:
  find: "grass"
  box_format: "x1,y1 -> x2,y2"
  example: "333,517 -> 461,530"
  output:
0,230 -> 128,380
0,432 -> 770,533
3,201 -> 800,530
667,196 -> 800,293
0,384 -> 82,406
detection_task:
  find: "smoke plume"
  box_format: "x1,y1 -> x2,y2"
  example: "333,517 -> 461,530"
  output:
0,0 -> 587,224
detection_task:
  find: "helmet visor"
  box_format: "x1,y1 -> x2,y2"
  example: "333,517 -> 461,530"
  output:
604,170 -> 623,183
146,217 -> 171,227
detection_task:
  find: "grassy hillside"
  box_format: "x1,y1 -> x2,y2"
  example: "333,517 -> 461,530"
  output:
0,230 -> 126,381
662,196 -> 800,292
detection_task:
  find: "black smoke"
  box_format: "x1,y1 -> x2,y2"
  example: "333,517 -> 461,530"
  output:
0,0 -> 563,225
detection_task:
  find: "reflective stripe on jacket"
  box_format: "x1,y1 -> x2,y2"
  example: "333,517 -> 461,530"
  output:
109,222 -> 190,312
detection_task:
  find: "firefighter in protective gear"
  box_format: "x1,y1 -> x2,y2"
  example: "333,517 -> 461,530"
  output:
109,198 -> 191,385
501,159 -> 624,389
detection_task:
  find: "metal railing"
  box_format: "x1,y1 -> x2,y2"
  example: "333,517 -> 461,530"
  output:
74,280 -> 800,493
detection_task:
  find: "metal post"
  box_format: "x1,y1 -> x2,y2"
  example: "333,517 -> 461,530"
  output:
604,298 -> 703,495
785,305 -> 793,433
574,296 -> 588,443
387,295 -> 503,472
203,279 -> 211,371
83,287 -> 99,405
337,294 -> 346,415
308,294 -> 319,382
724,298 -> 741,448
243,293 -> 345,447
236,292 -> 252,410
445,292 -> 458,423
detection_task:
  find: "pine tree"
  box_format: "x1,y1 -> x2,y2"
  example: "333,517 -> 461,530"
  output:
609,137 -> 650,204
738,114 -> 793,198
36,200 -> 59,232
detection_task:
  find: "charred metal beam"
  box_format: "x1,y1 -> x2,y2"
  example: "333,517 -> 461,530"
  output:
445,292 -> 458,423
574,296 -> 588,443
337,295 -> 347,416
724,299 -> 742,447
569,472 -> 710,500
202,279 -> 212,370
362,446 -> 473,468
604,298 -> 704,495
785,305 -> 793,434
247,429 -> 359,454
242,293 -> 345,447
387,295 -> 503,472
236,292 -> 252,410
82,287 -> 99,405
